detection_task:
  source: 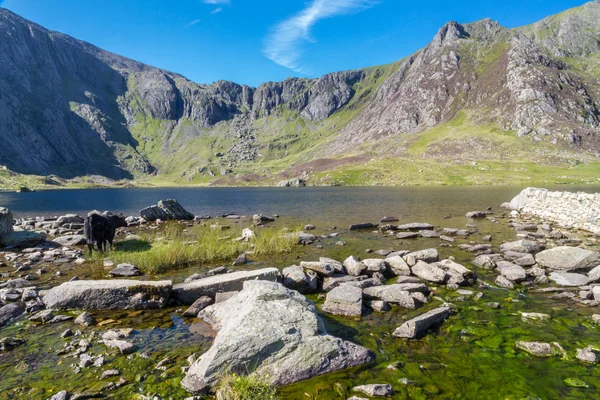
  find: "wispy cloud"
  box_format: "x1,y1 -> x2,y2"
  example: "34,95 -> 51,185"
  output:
201,0 -> 230,4
263,0 -> 378,74
210,7 -> 223,14
185,18 -> 202,27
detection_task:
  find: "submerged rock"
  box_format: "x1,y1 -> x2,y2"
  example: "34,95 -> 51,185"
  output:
353,384 -> 393,396
181,281 -> 374,393
171,268 -> 279,305
109,263 -> 142,277
43,280 -> 172,310
393,306 -> 452,339
535,246 -> 599,272
515,341 -> 557,357
0,337 -> 26,351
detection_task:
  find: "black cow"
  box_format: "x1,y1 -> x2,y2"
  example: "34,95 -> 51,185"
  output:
83,213 -> 127,253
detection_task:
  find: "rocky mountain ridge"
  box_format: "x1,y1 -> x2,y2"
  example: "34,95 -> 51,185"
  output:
1,2 -> 600,186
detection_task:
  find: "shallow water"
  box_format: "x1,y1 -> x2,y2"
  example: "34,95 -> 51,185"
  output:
1,185 -> 600,399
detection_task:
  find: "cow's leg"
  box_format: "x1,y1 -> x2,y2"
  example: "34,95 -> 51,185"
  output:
87,243 -> 94,255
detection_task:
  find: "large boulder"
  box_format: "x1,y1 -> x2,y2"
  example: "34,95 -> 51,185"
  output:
535,246 -> 600,272
0,207 -> 14,236
181,281 -> 374,393
140,199 -> 194,221
0,231 -> 46,248
171,268 -> 279,305
42,280 -> 172,310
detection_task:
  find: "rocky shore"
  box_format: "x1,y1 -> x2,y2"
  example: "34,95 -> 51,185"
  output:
1,190 -> 600,399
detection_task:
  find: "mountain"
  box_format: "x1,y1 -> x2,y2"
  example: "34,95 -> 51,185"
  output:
0,2 -> 600,188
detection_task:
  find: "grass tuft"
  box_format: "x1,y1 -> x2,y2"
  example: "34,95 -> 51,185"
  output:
216,373 -> 279,400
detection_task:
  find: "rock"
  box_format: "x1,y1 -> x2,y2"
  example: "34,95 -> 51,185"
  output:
304,224 -> 315,230
495,276 -> 515,289
56,214 -> 84,225
276,178 -> 305,187
181,281 -> 374,393
576,346 -> 597,364
282,265 -> 317,294
411,261 -> 446,283
362,285 -> 417,308
110,263 -> 142,277
588,265 -> 600,282
232,253 -> 247,266
393,306 -> 452,338
548,272 -> 589,286
362,259 -> 387,275
349,223 -> 378,230
322,285 -> 363,317
500,239 -> 544,254
367,300 -> 390,312
29,310 -> 55,323
296,231 -> 317,244
380,216 -> 399,223
75,312 -> 97,327
592,286 -> 600,301
102,369 -> 120,379
0,302 -> 25,327
386,256 -> 411,276
535,246 -> 599,272
253,214 -> 275,224
323,275 -> 363,292
514,254 -> 536,267
396,223 -> 433,231
465,211 -> 489,218
215,291 -> 238,303
48,390 -> 70,400
343,256 -> 367,276
104,339 -> 136,355
61,329 -> 73,338
353,384 -> 393,396
171,268 -> 279,305
496,262 -> 527,282
102,329 -> 133,341
140,199 -> 194,221
51,235 -> 86,246
396,232 -> 419,239
0,336 -> 25,351
473,254 -> 502,269
419,230 -> 441,238
319,257 -> 344,273
0,207 -> 14,236
183,296 -> 214,317
0,231 -> 46,248
300,261 -> 335,277
404,248 -> 439,266
515,341 -> 557,357
43,280 -> 172,310
520,312 -> 551,323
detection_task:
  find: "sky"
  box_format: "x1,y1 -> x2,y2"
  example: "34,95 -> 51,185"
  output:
0,0 -> 587,87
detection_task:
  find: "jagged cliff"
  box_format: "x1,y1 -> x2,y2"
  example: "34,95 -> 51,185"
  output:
0,1 -> 600,186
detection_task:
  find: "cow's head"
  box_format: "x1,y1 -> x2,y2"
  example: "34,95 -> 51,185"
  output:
109,214 -> 128,228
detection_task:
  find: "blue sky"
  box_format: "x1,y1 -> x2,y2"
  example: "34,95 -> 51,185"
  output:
1,0 -> 586,86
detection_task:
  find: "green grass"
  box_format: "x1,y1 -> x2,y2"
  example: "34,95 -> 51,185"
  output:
216,373 -> 279,400
89,222 -> 298,274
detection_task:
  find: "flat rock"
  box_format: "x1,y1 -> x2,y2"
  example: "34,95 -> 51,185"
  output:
322,285 -> 363,317
396,223 -> 434,231
500,240 -> 544,254
349,223 -> 378,230
0,231 -> 46,248
323,275 -> 363,292
43,280 -> 172,310
181,281 -> 374,393
497,262 -> 527,282
319,257 -> 344,273
343,256 -> 367,276
171,268 -> 279,305
353,384 -> 393,396
396,232 -> 419,239
385,256 -> 411,276
548,272 -> 589,287
104,339 -> 136,355
393,306 -> 452,338
110,263 -> 142,277
515,341 -> 556,357
404,248 -> 439,266
300,261 -> 335,277
52,235 -> 86,246
362,285 -> 416,308
535,246 -> 599,272
411,261 -> 446,283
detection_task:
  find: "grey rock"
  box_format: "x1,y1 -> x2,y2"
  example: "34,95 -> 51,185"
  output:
393,306 -> 452,338
548,272 -> 589,287
181,281 -> 374,393
0,336 -> 26,351
535,246 -> 599,272
576,346 -> 597,364
343,256 -> 367,276
323,275 -> 363,292
515,341 -> 556,357
362,285 -> 417,308
465,211 -> 489,218
404,248 -> 439,266
349,223 -> 378,230
0,231 -> 46,248
367,300 -> 390,312
110,263 -> 142,277
214,291 -> 239,303
396,223 -> 434,231
104,339 -> 136,355
495,275 -> 515,289
0,302 -> 25,327
353,384 -> 393,396
51,235 -> 86,246
43,280 -> 172,310
282,265 -> 318,294
319,257 -> 344,273
75,312 -> 97,327
0,207 -> 14,236
385,255 -> 411,276
140,199 -> 194,221
411,261 -> 446,283
300,261 -> 335,277
48,390 -> 70,400
496,261 -> 527,282
172,268 -> 279,305
396,232 -> 419,239
588,265 -> 600,282
232,253 -> 247,266
362,259 -> 387,275
500,240 -> 544,254
322,285 -> 363,317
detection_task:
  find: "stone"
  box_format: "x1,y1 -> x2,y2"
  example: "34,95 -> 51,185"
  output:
110,263 -> 142,277
385,256 -> 411,276
319,257 -> 344,273
367,300 -> 390,312
465,211 -> 489,218
322,285 -> 363,317
75,312 -> 97,327
514,254 -> 536,267
104,339 -> 136,355
411,261 -> 446,283
253,214 -> 275,224
515,341 -> 556,357
102,369 -> 120,379
362,259 -> 387,275
140,199 -> 194,221
43,280 -> 172,310
380,216 -> 399,223
496,262 -> 527,282
362,285 -> 417,308
0,231 -> 46,248
576,346 -> 597,364
548,272 -> 589,287
232,253 -> 247,266
51,235 -> 86,246
353,384 -> 393,396
349,223 -> 378,230
0,302 -> 25,327
404,248 -> 439,266
393,307 -> 452,338
473,254 -> 501,269
215,291 -> 238,303
282,265 -> 318,294
181,281 -> 374,393
588,265 -> 600,282
48,390 -> 70,400
29,309 -> 55,323
0,207 -> 14,236
396,232 -> 419,239
183,296 -> 215,317
343,256 -> 367,276
0,336 -> 26,351
419,230 -> 441,238
500,239 -> 543,254
323,275 -> 363,292
102,329 -> 133,341
300,261 -> 335,277
535,246 -> 599,272
172,268 -> 279,305
592,286 -> 600,301
396,223 -> 434,231
495,276 -> 515,289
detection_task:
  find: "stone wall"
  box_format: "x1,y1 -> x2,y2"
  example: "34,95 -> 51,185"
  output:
507,187 -> 600,235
